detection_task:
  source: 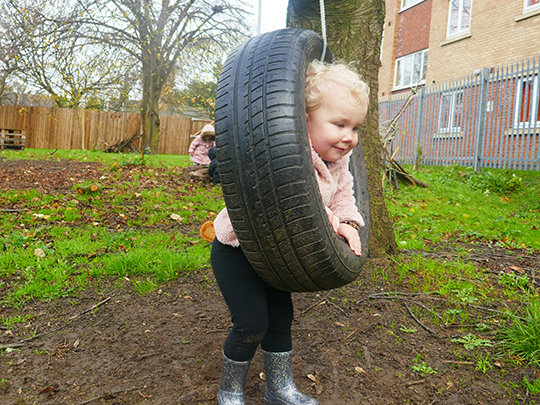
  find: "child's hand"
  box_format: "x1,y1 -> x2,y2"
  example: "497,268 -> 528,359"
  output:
338,223 -> 362,256
325,207 -> 340,233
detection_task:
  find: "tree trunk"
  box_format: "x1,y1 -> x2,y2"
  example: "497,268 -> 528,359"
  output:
141,62 -> 162,154
287,0 -> 397,257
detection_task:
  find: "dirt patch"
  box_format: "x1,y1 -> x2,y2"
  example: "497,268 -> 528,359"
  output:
1,158 -> 539,404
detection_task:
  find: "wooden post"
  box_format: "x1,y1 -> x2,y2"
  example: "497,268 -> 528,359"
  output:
79,108 -> 86,150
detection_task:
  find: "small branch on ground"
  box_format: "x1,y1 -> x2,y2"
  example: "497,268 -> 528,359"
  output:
300,292 -> 332,316
0,343 -> 24,350
404,302 -> 438,337
76,387 -> 142,405
19,297 -> 112,344
441,360 -> 474,365
405,379 -> 425,387
69,296 -> 111,320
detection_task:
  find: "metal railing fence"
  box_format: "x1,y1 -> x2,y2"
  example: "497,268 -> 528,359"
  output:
379,55 -> 540,171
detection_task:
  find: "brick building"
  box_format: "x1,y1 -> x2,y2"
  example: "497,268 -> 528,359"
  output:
379,0 -> 540,97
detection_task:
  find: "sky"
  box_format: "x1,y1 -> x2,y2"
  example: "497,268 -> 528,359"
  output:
247,0 -> 288,35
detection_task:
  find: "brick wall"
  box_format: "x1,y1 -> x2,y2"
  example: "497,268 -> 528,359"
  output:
426,0 -> 540,85
379,0 -> 432,96
379,0 -> 540,97
395,0 -> 432,58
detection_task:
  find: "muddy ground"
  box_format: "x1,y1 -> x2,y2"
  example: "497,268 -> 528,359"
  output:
1,159 -> 539,405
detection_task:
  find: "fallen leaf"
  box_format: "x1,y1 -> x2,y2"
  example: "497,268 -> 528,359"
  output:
73,339 -> 80,348
509,265 -> 524,273
307,374 -> 320,384
335,322 -> 346,328
170,214 -> 182,221
354,366 -> 366,374
259,372 -> 266,381
34,248 -> 46,258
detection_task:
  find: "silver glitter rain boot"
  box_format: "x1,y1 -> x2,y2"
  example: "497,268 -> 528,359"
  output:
262,350 -> 318,405
217,352 -> 252,405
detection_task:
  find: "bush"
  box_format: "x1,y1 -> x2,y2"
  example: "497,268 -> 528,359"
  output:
461,170 -> 523,194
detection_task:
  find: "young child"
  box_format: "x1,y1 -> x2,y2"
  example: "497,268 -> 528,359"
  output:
211,60 -> 369,405
189,124 -> 215,165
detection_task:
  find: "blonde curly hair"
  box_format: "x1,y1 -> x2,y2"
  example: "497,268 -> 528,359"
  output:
305,60 -> 370,113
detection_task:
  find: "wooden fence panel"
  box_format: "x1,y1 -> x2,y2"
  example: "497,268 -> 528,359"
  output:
0,105 -> 210,155
0,106 -> 27,132
159,116 -> 213,155
160,116 -> 191,155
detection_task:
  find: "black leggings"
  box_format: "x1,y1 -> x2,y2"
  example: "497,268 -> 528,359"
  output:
211,239 -> 293,362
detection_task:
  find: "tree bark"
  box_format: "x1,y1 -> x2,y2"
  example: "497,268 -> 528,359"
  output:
287,0 -> 397,257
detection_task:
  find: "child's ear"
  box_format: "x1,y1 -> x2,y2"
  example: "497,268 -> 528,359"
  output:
305,112 -> 310,123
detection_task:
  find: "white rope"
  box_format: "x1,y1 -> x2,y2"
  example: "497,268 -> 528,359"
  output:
319,0 -> 327,61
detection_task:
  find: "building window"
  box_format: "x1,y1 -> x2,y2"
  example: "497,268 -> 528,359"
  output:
394,49 -> 428,89
524,0 -> 540,12
447,0 -> 472,38
401,0 -> 424,11
514,75 -> 540,128
438,89 -> 464,133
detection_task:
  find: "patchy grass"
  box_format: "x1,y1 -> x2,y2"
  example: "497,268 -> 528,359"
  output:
386,165 -> 540,250
1,149 -> 540,396
1,149 -> 222,304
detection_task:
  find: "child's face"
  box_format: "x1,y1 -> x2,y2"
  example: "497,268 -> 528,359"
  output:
306,89 -> 367,162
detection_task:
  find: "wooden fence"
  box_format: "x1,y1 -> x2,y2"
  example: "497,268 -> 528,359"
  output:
0,105 -> 212,155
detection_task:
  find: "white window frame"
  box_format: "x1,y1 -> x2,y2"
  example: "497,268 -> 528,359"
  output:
400,0 -> 425,12
447,0 -> 472,39
513,75 -> 540,128
393,49 -> 428,90
524,0 -> 540,13
380,29 -> 384,61
438,89 -> 464,134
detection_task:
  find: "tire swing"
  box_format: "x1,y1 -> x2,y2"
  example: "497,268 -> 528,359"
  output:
214,27 -> 370,292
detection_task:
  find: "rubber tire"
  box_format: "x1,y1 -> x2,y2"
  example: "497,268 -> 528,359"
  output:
214,27 -> 370,292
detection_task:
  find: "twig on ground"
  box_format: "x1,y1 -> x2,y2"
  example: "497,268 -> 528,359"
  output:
370,291 -> 524,321
423,295 -> 525,320
404,302 -> 438,337
343,330 -> 356,341
69,296 -> 111,320
300,293 -> 331,315
0,343 -> 24,350
369,293 -> 443,320
19,297 -> 112,344
76,387 -> 142,405
441,360 -> 474,365
327,299 -> 348,316
406,379 -> 425,387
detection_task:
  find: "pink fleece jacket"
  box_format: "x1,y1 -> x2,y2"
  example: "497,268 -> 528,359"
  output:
214,145 -> 364,247
189,135 -> 215,165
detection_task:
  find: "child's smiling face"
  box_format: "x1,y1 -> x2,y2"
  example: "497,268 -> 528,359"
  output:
306,87 -> 368,162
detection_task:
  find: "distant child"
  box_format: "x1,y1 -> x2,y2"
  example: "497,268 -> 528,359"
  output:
211,60 -> 369,405
208,146 -> 220,185
189,124 -> 215,165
